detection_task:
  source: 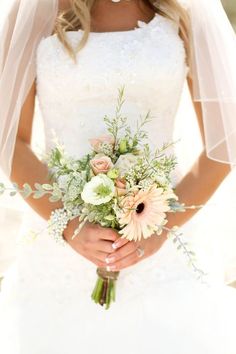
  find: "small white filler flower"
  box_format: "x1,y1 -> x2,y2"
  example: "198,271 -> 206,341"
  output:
81,174 -> 115,205
114,153 -> 139,177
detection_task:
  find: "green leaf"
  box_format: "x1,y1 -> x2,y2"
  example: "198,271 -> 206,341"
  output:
119,139 -> 128,154
12,182 -> 19,190
22,183 -> 33,198
189,251 -> 196,256
42,184 -> 53,191
33,190 -> 45,199
54,148 -> 62,162
34,183 -> 44,191
49,195 -> 61,202
105,215 -> 115,221
0,183 -> 5,195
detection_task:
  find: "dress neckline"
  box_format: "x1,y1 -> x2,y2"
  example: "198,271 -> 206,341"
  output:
75,12 -> 160,35
40,13 -> 169,47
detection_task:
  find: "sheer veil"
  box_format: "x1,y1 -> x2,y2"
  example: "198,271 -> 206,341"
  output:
0,0 -> 236,281
0,0 -> 58,176
187,0 -> 236,167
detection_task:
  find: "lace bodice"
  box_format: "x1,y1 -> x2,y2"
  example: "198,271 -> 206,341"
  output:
36,13 -> 188,164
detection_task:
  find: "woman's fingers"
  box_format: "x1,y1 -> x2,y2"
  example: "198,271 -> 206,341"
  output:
105,240 -> 138,264
106,249 -> 141,271
86,240 -> 138,268
111,237 -> 129,250
98,227 -> 120,242
93,251 -> 111,264
93,240 -> 115,253
87,255 -> 107,268
73,245 -> 107,267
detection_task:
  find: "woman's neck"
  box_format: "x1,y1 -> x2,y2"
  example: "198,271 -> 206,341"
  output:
90,0 -> 156,32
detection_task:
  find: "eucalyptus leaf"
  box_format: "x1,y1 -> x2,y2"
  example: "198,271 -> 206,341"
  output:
12,182 -> 19,190
34,183 -> 44,191
22,183 -> 33,198
0,182 -> 5,195
189,251 -> 196,256
42,184 -> 53,191
49,195 -> 61,202
52,190 -> 62,199
33,190 -> 45,199
23,183 -> 32,191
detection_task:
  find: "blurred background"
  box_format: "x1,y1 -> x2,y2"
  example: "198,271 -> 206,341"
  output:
0,1 -> 236,288
223,0 -> 236,29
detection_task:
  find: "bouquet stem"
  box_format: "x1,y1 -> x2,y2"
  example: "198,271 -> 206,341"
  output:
91,268 -> 119,309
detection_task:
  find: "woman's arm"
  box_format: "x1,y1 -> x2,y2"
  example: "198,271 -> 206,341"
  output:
165,77 -> 231,230
10,81 -> 63,220
10,82 -> 96,224
10,81 -> 119,267
109,77 -> 232,271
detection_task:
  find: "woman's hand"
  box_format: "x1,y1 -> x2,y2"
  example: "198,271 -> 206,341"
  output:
63,218 -> 120,267
104,231 -> 168,271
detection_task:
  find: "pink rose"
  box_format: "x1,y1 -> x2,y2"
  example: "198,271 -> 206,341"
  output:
90,155 -> 114,175
115,178 -> 127,196
89,135 -> 115,153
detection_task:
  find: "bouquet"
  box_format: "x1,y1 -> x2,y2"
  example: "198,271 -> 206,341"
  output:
0,86 -> 205,309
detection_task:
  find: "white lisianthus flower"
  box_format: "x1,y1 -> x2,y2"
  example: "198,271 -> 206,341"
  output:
114,153 -> 139,177
81,174 -> 115,205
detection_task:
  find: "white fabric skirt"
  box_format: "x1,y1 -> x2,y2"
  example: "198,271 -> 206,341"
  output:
0,209 -> 236,354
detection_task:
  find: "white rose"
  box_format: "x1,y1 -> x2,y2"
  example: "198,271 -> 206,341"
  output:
114,153 -> 139,177
81,174 -> 115,205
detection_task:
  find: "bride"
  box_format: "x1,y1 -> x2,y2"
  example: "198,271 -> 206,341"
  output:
0,0 -> 236,353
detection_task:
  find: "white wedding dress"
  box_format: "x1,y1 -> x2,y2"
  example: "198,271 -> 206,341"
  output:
1,13 -> 236,354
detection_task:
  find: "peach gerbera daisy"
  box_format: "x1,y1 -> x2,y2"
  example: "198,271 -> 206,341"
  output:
118,185 -> 175,241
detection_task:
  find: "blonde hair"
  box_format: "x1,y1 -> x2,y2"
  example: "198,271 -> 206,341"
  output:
55,0 -> 190,63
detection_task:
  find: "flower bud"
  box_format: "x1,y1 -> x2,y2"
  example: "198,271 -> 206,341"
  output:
119,139 -> 128,154
107,168 -> 119,179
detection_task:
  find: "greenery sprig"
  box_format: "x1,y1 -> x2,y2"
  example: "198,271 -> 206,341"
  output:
164,226 -> 208,282
0,182 -> 61,202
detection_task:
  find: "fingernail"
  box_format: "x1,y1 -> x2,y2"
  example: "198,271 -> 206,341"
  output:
112,241 -> 122,249
112,242 -> 118,250
106,265 -> 116,271
105,256 -> 116,264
